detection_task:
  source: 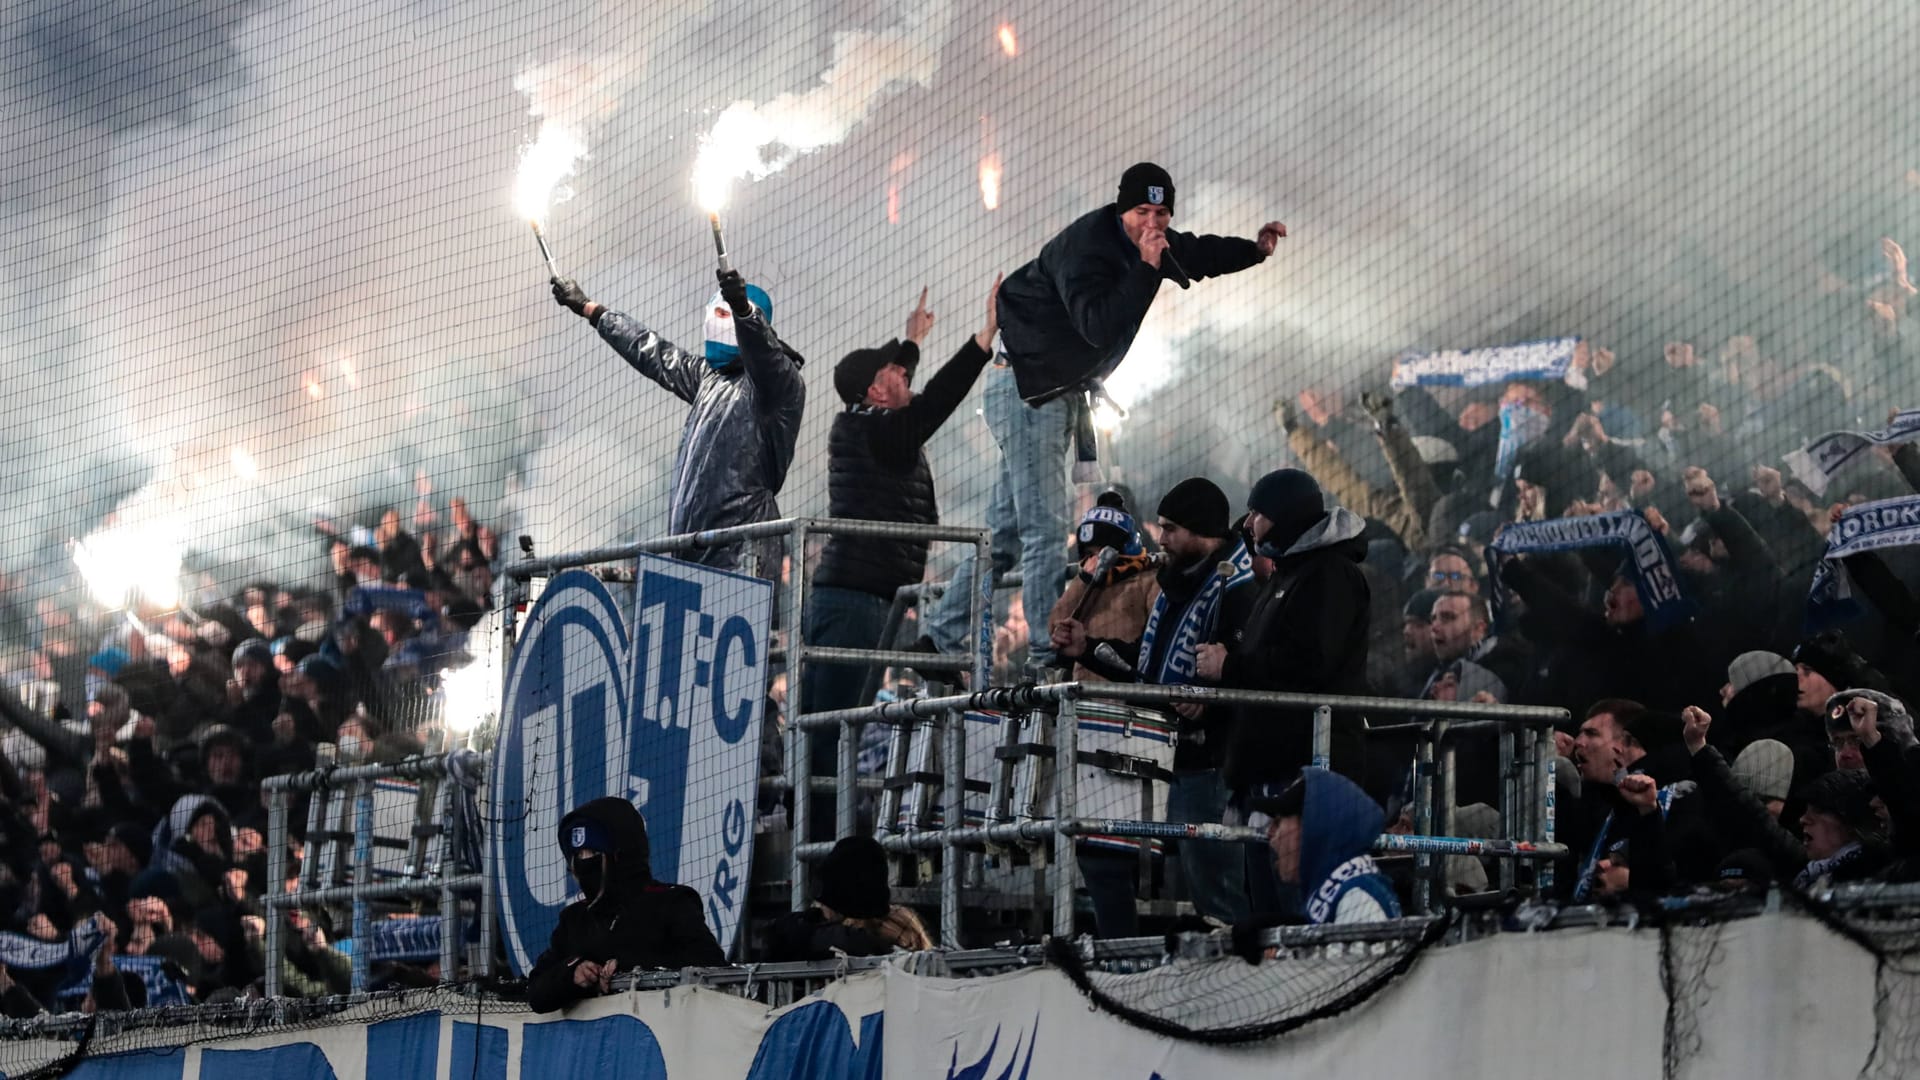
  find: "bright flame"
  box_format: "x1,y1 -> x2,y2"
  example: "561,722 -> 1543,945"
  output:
514,122 -> 588,223
439,660 -> 497,734
979,154 -> 1002,210
1090,400 -> 1125,434
887,181 -> 901,224
230,446 -> 258,479
303,373 -> 324,400
73,519 -> 185,610
996,23 -> 1018,56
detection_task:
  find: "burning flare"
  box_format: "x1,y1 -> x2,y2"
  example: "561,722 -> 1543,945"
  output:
979,153 -> 1003,210
513,122 -> 587,224
73,517 -> 185,610
997,23 -> 1019,57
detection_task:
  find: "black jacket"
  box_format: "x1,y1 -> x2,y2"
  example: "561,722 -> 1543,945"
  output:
997,206 -> 1263,404
525,798 -> 725,1013
1217,509 -> 1372,789
814,338 -> 992,597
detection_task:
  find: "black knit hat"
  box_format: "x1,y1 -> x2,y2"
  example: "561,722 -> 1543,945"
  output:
1117,162 -> 1175,215
1797,768 -> 1880,835
1156,478 -> 1231,538
1792,630 -> 1870,695
1247,468 -> 1325,554
833,340 -> 916,406
817,836 -> 890,919
1077,491 -> 1142,558
1402,588 -> 1443,621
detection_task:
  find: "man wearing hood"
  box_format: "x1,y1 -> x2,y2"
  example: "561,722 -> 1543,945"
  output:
1195,468 -> 1371,791
551,269 -> 805,572
525,797 -> 724,1013
1249,768 -> 1400,925
919,163 -> 1284,672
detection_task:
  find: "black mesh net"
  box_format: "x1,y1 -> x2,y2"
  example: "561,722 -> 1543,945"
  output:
1045,916 -> 1449,1045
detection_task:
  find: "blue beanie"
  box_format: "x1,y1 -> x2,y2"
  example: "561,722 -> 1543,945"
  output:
1077,491 -> 1143,557
89,647 -> 130,676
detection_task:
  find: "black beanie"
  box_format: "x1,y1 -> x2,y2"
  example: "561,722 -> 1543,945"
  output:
1247,469 -> 1325,552
1156,478 -> 1230,538
833,340 -> 916,405
816,836 -> 890,919
1792,630 -> 1869,696
1117,162 -> 1175,215
1077,491 -> 1141,558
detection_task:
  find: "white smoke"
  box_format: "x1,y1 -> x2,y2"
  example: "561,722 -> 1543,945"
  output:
692,0 -> 954,210
512,55 -> 631,224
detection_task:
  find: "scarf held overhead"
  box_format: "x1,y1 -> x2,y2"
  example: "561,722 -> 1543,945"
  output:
1485,510 -> 1694,632
1783,408 -> 1920,497
1807,494 -> 1920,626
1389,336 -> 1580,390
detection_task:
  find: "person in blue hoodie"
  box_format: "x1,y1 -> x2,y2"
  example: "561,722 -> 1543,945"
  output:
1250,768 -> 1400,925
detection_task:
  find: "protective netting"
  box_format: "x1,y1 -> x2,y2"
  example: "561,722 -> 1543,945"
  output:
1657,888 -> 1920,1080
1045,917 -> 1448,1044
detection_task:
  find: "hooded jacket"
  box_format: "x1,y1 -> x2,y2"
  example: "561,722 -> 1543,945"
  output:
596,309 -> 805,570
996,206 -> 1263,405
1218,508 -> 1373,789
525,797 -> 724,1013
1048,554 -> 1162,684
1292,768 -> 1401,925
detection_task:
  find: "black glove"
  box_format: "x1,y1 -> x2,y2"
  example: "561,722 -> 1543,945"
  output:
717,269 -> 751,318
552,277 -> 590,316
1230,921 -> 1270,966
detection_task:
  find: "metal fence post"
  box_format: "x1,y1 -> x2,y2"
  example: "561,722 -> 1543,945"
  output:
1497,728 -> 1516,894
787,519 -> 812,913
1051,695 -> 1080,938
265,788 -> 288,998
1311,704 -> 1332,771
968,531 -> 992,688
941,706 -> 965,947
351,777 -> 374,993
1538,727 -> 1557,896
1412,724 -> 1435,914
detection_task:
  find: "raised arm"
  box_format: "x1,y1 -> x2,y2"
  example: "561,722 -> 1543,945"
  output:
552,277 -> 706,404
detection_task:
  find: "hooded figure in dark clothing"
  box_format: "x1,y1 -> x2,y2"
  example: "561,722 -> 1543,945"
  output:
1197,468 -> 1371,790
525,797 -> 724,1013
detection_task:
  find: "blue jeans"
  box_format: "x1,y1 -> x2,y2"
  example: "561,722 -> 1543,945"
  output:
924,364 -> 1073,666
799,586 -> 893,840
1166,769 -> 1249,924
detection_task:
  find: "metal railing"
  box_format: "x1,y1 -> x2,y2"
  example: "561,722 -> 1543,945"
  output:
501,515 -> 1002,922
790,680 -> 1568,940
262,752 -> 490,996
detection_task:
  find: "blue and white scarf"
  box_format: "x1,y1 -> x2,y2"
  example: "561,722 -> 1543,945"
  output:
1306,855 -> 1401,924
1784,408 -> 1920,497
1572,782 -> 1677,902
1807,495 -> 1920,627
1390,336 -> 1580,390
1486,510 -> 1694,633
1135,539 -> 1254,684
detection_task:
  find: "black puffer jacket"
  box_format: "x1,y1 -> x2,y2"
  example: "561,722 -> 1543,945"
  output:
814,337 -> 992,597
997,205 -> 1263,405
1218,508 -> 1372,789
596,309 -> 805,570
525,798 -> 724,1013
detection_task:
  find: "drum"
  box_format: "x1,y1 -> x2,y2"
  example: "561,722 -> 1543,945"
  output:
1070,701 -> 1177,855
889,709 -> 1006,832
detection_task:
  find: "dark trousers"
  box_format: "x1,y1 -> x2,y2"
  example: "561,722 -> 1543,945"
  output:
799,587 -> 892,840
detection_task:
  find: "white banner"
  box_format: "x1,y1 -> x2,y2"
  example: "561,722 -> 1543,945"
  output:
490,556 -> 771,973
23,915 -> 1884,1080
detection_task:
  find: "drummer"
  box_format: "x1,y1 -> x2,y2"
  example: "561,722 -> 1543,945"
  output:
1051,477 -> 1254,926
1047,491 -> 1159,937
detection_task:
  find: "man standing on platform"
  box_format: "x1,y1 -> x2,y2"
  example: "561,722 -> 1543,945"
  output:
550,269 -> 805,573
917,164 -> 1286,671
798,280 -> 1000,837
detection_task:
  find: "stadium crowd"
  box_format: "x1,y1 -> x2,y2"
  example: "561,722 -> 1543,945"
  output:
0,499 -> 499,1013
6,159 -> 1920,1015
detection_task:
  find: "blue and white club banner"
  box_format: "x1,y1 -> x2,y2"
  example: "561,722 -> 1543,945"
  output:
490,557 -> 771,972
